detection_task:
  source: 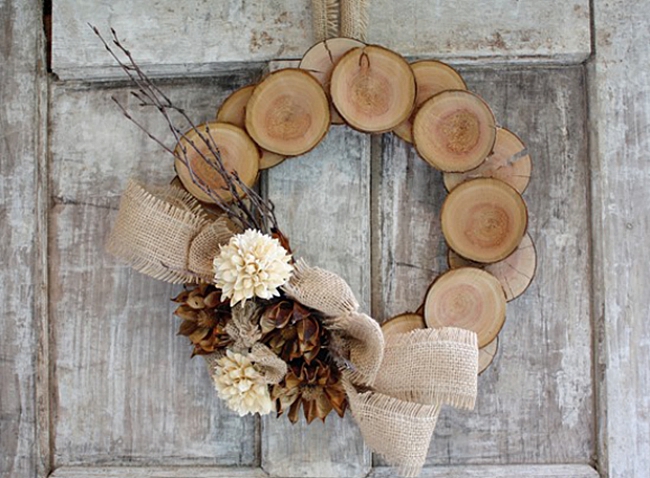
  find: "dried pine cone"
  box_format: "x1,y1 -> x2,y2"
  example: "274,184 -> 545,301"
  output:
173,283 -> 233,356
272,359 -> 347,424
260,300 -> 323,364
261,299 -> 348,423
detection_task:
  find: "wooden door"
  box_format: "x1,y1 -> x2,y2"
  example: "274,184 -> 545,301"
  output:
2,1 -> 648,477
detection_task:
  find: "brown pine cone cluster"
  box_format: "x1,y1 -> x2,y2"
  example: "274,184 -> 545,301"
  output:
172,284 -> 233,356
261,300 -> 348,423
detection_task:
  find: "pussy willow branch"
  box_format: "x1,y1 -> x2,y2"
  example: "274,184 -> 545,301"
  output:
90,24 -> 279,234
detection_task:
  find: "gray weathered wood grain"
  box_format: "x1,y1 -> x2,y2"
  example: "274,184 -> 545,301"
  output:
590,1 -> 650,476
374,67 -> 593,465
0,1 -> 47,477
51,0 -> 591,80
371,464 -> 599,477
48,73 -> 263,467
261,126 -> 372,477
50,466 -> 268,477
49,463 -> 600,478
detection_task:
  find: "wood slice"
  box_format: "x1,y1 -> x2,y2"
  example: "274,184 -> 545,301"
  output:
259,150 -> 286,169
448,233 -> 537,301
424,267 -> 506,348
245,68 -> 330,156
447,248 -> 480,270
299,37 -> 366,125
413,90 -> 496,172
393,60 -> 467,143
216,84 -> 255,127
174,122 -> 259,203
381,313 -> 425,337
478,337 -> 499,374
443,127 -> 532,193
217,85 -> 287,170
169,176 -> 225,217
442,178 -> 528,263
330,45 -> 416,132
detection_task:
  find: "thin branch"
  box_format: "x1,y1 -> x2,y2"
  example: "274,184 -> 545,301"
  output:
91,24 -> 280,235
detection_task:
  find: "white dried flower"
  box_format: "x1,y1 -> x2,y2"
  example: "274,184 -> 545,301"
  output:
214,229 -> 292,306
213,350 -> 274,416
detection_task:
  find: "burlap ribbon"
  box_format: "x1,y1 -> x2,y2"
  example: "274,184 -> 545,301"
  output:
108,182 -> 478,477
312,0 -> 370,42
107,179 -> 236,284
283,261 -> 479,477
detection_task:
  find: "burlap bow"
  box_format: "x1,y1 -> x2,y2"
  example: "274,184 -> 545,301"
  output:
108,181 -> 479,478
283,260 -> 478,477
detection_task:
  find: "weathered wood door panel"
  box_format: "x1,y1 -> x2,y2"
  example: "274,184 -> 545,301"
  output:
0,1 -> 46,477
44,11 -> 594,477
49,76 -> 264,467
45,66 -> 594,476
4,0 -> 650,477
375,67 -> 593,465
263,127 -> 372,477
50,0 -> 591,79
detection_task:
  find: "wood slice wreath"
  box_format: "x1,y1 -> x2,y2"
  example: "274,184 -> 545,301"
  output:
97,25 -> 536,478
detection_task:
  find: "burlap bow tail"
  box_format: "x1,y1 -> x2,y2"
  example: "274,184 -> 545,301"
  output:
108,180 -> 479,478
283,260 -> 479,477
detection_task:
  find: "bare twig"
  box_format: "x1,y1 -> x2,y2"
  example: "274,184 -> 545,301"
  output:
90,24 -> 280,235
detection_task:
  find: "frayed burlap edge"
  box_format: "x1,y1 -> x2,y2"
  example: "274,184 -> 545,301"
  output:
107,180 -> 235,284
312,0 -> 339,42
340,0 -> 369,42
345,381 -> 440,478
326,311 -> 384,386
148,183 -> 207,217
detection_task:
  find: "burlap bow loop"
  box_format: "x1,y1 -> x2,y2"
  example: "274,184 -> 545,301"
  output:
283,259 -> 360,316
325,311 -> 384,386
107,180 -> 236,284
342,328 -> 477,477
283,259 -> 384,386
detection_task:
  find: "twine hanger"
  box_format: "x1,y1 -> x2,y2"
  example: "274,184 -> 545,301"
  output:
312,0 -> 370,42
